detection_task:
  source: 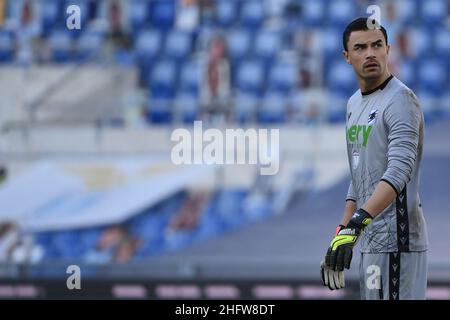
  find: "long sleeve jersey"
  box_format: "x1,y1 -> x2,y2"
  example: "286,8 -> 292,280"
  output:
345,75 -> 428,253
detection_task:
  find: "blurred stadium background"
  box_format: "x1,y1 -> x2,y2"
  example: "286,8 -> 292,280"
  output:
0,0 -> 449,299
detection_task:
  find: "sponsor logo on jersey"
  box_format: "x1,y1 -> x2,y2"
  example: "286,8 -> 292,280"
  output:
347,124 -> 373,147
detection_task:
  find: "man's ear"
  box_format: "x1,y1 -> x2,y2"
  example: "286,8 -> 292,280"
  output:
386,44 -> 390,56
343,50 -> 351,65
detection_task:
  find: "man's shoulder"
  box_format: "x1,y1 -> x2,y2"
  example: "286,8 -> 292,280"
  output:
347,89 -> 361,107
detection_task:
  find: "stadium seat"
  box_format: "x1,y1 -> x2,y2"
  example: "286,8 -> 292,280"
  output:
258,92 -> 287,123
433,28 -> 450,59
226,28 -> 252,63
233,93 -> 258,123
418,58 -> 446,94
149,59 -> 177,95
49,30 -> 73,62
301,0 -> 325,27
254,28 -> 282,65
216,0 -> 239,28
328,0 -> 356,28
76,31 -> 104,61
135,29 -> 163,85
394,0 -> 418,26
416,89 -> 440,122
41,0 -> 61,36
327,60 -> 357,96
150,0 -> 175,30
409,27 -> 432,58
179,58 -> 201,96
267,58 -> 298,94
240,0 -> 265,29
164,30 -> 193,62
129,0 -> 150,35
397,59 -> 417,89
420,0 -> 448,27
0,32 -> 13,62
173,92 -> 199,123
235,60 -> 265,96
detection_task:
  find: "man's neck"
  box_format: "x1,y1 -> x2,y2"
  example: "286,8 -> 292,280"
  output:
359,72 -> 392,94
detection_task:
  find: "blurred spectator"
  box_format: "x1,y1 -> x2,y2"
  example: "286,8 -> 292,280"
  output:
0,222 -> 18,262
176,0 -> 199,32
114,236 -> 140,263
201,35 -> 231,122
108,0 -> 131,50
84,225 -> 128,263
14,0 -> 41,66
168,193 -> 208,231
199,0 -> 215,26
0,0 -> 6,26
0,222 -> 43,264
0,166 -> 6,183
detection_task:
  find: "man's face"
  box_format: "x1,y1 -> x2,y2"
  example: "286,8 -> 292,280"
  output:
343,29 -> 390,81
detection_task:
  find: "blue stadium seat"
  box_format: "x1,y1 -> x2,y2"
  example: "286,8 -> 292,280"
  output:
240,0 -> 265,29
165,30 -> 193,62
254,29 -> 282,65
216,0 -> 239,27
41,0 -> 62,36
268,58 -> 298,94
327,60 -> 356,96
301,0 -> 325,27
235,60 -> 265,96
420,0 -> 448,27
416,89 -> 439,122
76,31 -> 104,61
129,0 -> 150,35
418,59 -> 446,94
149,59 -> 177,96
327,92 -> 348,123
148,60 -> 177,123
233,93 -> 258,123
49,30 -> 73,62
0,32 -> 13,62
135,29 -> 162,85
409,28 -> 432,58
179,58 -> 201,96
174,92 -> 199,123
226,28 -> 252,65
321,28 -> 342,64
150,0 -> 175,30
397,59 -> 417,89
328,0 -> 356,28
51,230 -> 83,259
163,230 -> 195,253
394,0 -> 418,26
258,92 -> 287,123
434,28 -> 450,59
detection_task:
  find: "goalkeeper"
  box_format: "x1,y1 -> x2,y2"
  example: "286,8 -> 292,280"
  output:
320,18 -> 428,300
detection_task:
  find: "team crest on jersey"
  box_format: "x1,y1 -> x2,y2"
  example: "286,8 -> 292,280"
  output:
368,109 -> 378,124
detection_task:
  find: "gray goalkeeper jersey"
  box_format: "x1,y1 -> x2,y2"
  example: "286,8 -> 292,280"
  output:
345,75 -> 428,253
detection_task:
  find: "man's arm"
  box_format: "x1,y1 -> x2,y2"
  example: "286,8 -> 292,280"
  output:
340,199 -> 356,226
361,180 -> 397,218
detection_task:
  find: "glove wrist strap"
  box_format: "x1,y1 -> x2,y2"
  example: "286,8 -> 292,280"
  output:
347,208 -> 373,230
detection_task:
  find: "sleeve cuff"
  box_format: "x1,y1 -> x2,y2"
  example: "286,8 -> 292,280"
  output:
345,198 -> 356,202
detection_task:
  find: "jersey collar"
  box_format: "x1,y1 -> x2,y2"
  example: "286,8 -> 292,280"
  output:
361,74 -> 394,96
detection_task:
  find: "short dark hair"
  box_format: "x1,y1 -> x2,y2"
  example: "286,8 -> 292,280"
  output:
342,17 -> 388,51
